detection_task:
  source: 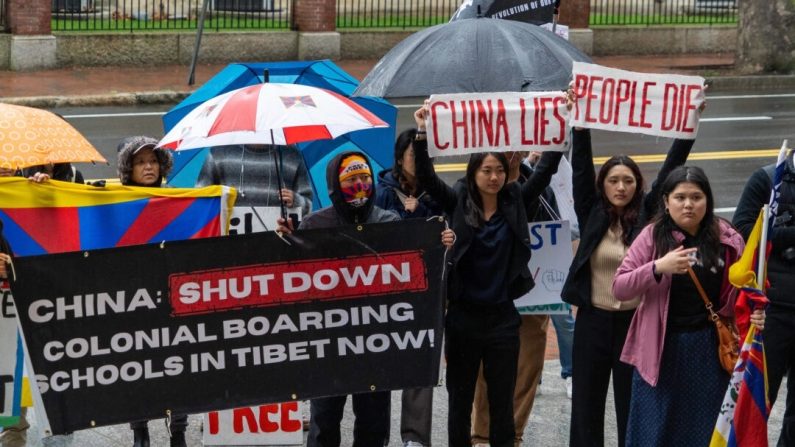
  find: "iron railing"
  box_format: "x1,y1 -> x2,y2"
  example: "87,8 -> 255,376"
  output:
51,0 -> 293,31
337,0 -> 459,29
590,0 -> 737,26
0,0 -> 7,31
49,0 -> 739,32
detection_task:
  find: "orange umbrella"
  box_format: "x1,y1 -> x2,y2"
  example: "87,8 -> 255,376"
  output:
0,103 -> 107,170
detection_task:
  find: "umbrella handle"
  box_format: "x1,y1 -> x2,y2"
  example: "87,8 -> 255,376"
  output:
273,144 -> 288,222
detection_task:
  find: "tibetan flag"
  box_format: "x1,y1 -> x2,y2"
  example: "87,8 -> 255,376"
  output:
0,177 -> 236,256
711,142 -> 789,447
0,177 -> 236,427
711,321 -> 770,447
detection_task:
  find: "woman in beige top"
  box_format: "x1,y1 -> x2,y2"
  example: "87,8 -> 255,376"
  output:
561,125 -> 697,447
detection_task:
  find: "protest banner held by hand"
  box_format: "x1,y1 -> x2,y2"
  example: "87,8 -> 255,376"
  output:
570,61 -> 706,139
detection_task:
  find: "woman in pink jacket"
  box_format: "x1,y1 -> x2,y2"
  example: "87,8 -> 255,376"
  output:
612,166 -> 764,446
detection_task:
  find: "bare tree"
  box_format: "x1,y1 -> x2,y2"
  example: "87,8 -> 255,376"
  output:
736,0 -> 795,74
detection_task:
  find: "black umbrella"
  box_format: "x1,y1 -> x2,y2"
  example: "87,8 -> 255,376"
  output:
353,17 -> 591,98
450,0 -> 556,24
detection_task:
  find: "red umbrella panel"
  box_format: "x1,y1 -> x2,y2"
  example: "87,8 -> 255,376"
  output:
158,83 -> 388,151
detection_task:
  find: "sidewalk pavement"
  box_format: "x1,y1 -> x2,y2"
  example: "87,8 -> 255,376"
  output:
18,357 -> 789,446
2,53 -> 794,108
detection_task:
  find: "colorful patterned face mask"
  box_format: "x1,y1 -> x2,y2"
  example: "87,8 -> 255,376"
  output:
338,155 -> 373,207
341,180 -> 372,207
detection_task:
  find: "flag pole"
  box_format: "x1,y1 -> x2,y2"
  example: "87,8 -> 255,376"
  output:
758,204 -> 770,289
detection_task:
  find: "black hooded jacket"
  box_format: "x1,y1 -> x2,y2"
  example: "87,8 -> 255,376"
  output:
375,169 -> 444,219
298,151 -> 399,230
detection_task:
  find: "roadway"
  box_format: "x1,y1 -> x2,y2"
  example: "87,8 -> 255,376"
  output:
53,90 -> 795,219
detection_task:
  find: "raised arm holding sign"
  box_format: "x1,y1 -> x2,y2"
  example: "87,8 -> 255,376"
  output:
570,62 -> 706,139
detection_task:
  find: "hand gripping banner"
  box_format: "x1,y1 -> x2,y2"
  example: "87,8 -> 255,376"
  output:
8,219 -> 447,435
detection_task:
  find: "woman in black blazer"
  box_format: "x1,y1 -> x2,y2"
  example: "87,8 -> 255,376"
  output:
413,103 -> 562,447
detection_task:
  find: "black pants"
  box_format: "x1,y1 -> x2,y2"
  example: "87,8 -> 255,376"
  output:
570,306 -> 634,447
445,301 -> 520,447
763,304 -> 795,447
130,414 -> 188,432
307,391 -> 391,447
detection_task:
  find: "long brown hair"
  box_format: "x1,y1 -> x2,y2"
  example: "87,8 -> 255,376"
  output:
596,155 -> 645,245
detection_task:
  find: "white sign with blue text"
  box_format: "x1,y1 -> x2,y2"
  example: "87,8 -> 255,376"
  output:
513,220 -> 572,311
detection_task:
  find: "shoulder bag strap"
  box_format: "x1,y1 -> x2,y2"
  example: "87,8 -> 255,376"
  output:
687,266 -> 720,322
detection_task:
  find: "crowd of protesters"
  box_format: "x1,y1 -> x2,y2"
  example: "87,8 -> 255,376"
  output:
2,85 -> 795,447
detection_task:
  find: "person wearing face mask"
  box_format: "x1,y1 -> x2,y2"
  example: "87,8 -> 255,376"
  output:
562,93 -> 703,447
277,150 -> 455,447
116,136 -> 186,447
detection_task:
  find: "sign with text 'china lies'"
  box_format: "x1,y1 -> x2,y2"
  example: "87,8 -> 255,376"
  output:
8,220 -> 447,435
426,92 -> 570,157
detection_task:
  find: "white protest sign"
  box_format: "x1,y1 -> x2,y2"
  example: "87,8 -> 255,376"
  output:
570,62 -> 705,139
513,220 -> 572,309
540,22 -> 569,40
426,92 -> 569,157
0,283 -> 24,427
203,402 -> 304,446
229,206 -> 301,235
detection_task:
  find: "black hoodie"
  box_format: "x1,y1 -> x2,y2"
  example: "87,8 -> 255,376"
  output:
298,151 -> 399,230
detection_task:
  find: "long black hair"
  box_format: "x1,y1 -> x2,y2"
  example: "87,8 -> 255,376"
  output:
464,152 -> 509,227
596,155 -> 645,245
652,166 -> 721,270
392,129 -> 418,195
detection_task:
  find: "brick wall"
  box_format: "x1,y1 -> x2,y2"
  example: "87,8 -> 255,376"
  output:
294,0 -> 336,32
559,0 -> 590,29
7,0 -> 51,35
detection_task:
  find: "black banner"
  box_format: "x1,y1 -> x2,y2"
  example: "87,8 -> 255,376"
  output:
451,0 -> 556,24
9,219 -> 447,434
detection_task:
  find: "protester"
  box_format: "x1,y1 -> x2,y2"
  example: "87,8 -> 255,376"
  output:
117,136 -> 186,447
732,148 -> 795,446
612,166 -> 765,446
277,149 -> 454,447
196,144 -> 312,217
562,101 -> 700,446
375,128 -> 444,447
412,100 -> 563,447
469,151 -> 554,447
376,128 -> 443,220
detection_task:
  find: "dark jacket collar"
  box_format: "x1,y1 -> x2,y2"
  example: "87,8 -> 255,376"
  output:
326,150 -> 375,224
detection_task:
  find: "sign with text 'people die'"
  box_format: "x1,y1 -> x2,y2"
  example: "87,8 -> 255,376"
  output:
570,62 -> 705,139
426,92 -> 570,157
